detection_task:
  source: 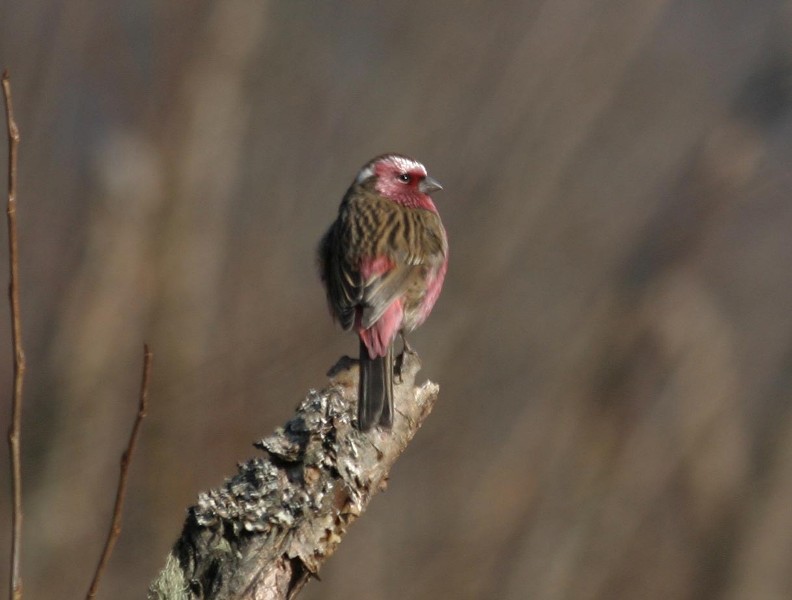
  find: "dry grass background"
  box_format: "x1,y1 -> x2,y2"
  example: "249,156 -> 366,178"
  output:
1,1 -> 792,598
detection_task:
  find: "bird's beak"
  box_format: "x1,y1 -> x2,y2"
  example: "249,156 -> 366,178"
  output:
419,175 -> 443,194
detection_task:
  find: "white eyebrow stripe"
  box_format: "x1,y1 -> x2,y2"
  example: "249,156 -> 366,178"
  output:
355,155 -> 427,184
388,156 -> 425,174
355,165 -> 375,183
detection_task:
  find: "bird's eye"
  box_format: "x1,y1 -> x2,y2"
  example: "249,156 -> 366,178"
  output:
398,173 -> 411,183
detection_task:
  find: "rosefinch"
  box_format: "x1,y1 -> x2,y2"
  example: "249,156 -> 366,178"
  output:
319,154 -> 448,431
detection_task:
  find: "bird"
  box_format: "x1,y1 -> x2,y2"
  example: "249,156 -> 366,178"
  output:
318,154 -> 448,431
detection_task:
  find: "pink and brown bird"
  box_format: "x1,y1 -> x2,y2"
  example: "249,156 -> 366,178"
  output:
319,154 -> 448,431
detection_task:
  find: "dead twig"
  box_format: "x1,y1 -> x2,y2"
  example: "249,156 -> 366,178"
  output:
3,68 -> 25,600
86,345 -> 153,600
149,351 -> 439,600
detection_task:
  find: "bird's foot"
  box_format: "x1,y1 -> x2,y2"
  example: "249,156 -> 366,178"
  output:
400,332 -> 416,355
395,333 -> 417,383
395,351 -> 405,383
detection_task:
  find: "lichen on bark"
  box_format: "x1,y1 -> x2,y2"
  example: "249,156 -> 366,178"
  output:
149,351 -> 438,600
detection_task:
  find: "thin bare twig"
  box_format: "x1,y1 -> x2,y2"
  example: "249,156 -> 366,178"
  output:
86,345 -> 153,600
3,68 -> 25,600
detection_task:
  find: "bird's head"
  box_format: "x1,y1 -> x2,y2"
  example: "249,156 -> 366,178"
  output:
355,154 -> 443,210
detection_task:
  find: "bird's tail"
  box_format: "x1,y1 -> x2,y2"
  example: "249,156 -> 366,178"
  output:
358,339 -> 393,431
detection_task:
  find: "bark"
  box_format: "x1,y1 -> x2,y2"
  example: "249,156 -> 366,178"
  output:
149,351 -> 439,600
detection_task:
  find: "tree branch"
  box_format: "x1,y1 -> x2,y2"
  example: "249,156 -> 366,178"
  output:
149,351 -> 439,600
3,68 -> 25,600
86,345 -> 153,599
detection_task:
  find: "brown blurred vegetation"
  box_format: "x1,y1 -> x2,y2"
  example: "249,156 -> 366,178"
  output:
1,1 -> 792,599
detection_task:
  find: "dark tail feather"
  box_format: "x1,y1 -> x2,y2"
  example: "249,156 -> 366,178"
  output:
358,340 -> 394,431
380,343 -> 393,428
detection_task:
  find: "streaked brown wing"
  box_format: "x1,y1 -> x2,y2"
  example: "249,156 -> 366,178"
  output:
359,263 -> 419,329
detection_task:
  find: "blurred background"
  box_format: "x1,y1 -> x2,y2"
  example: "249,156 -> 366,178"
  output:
1,1 -> 792,598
